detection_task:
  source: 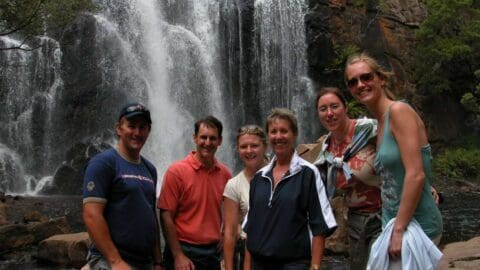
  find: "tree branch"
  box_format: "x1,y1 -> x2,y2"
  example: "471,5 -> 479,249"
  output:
0,0 -> 46,36
0,35 -> 41,51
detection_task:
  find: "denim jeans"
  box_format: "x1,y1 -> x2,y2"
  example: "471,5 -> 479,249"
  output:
87,254 -> 153,270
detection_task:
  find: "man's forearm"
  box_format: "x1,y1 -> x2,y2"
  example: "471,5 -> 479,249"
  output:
153,210 -> 163,264
83,205 -> 123,265
160,210 -> 184,257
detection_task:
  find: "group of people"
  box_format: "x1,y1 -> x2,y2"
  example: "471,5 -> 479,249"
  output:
82,52 -> 443,270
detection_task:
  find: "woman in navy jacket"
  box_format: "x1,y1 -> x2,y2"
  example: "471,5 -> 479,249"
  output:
244,108 -> 337,270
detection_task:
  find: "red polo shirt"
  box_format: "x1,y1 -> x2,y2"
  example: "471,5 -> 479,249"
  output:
158,151 -> 232,244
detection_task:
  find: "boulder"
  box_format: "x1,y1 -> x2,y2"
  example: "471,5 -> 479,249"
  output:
0,217 -> 70,253
23,210 -> 48,223
439,236 -> 480,269
36,232 -> 91,268
0,224 -> 34,253
40,141 -> 110,195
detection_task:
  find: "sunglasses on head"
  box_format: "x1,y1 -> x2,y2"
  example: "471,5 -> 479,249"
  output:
346,72 -> 375,88
238,125 -> 265,136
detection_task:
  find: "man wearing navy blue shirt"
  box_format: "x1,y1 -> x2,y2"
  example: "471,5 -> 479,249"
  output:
83,103 -> 162,270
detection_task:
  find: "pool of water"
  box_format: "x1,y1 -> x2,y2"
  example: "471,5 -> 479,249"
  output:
439,192 -> 480,245
320,191 -> 480,269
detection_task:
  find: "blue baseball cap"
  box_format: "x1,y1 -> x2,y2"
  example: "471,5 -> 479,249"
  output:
118,103 -> 152,124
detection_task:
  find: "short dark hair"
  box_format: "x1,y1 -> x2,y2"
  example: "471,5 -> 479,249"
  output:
194,115 -> 223,137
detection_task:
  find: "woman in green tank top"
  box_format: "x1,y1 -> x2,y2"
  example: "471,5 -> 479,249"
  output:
343,52 -> 443,261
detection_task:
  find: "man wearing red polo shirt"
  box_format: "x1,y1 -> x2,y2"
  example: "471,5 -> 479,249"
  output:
158,115 -> 232,270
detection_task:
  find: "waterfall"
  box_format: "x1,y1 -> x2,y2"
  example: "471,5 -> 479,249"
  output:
0,36 -> 62,194
0,0 -> 314,193
86,0 -> 233,183
252,0 -> 315,142
0,143 -> 26,193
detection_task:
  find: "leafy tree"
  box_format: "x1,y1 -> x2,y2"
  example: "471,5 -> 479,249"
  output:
414,0 -> 480,97
0,0 -> 97,50
414,0 -> 480,133
460,69 -> 480,131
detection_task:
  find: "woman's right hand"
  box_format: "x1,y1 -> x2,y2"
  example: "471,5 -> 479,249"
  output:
388,228 -> 404,260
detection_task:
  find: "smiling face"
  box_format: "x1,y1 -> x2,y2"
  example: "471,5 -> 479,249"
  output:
345,61 -> 386,106
317,93 -> 349,133
237,133 -> 267,172
116,115 -> 151,158
267,118 -> 297,158
193,123 -> 222,165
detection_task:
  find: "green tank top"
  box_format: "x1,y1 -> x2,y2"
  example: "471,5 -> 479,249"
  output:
375,103 -> 442,239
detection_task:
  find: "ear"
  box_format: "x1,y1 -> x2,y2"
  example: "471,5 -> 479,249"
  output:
218,136 -> 223,146
377,73 -> 387,87
115,122 -> 121,136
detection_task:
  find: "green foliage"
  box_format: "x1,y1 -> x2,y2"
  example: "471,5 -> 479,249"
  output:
433,147 -> 480,181
0,0 -> 97,37
325,44 -> 360,74
351,0 -> 366,8
414,0 -> 480,96
460,69 -> 480,128
346,99 -> 370,119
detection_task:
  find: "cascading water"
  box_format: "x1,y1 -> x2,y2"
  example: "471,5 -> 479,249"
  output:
0,0 -> 315,194
252,0 -> 316,142
0,35 -> 62,194
220,0 -> 317,145
87,0 -> 233,186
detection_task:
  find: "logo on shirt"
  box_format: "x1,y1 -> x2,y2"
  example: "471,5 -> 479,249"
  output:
87,181 -> 95,192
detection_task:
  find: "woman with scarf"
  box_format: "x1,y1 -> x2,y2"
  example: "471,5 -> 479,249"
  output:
297,87 -> 382,270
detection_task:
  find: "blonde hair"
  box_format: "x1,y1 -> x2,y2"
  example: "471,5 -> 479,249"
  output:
236,125 -> 267,146
345,52 -> 396,99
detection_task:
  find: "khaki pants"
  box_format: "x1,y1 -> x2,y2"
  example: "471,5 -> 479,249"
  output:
348,211 -> 382,270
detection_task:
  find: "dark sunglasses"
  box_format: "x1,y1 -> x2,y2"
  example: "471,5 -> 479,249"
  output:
346,72 -> 375,88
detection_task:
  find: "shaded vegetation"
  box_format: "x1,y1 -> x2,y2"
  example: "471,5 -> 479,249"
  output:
0,0 -> 97,49
414,0 -> 480,132
433,147 -> 480,181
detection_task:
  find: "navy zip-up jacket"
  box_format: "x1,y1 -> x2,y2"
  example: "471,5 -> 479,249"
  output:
244,151 -> 337,261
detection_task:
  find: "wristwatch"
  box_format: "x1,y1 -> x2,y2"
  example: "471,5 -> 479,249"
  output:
310,264 -> 320,270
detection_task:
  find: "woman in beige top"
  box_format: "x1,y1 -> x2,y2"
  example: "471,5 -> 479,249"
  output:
223,125 -> 268,270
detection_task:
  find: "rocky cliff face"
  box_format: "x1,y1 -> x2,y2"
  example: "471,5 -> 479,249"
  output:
306,0 -> 426,91
305,0 -> 465,144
